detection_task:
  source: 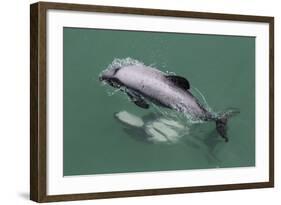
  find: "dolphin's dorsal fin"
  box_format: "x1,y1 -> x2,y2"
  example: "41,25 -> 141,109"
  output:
126,90 -> 149,109
165,75 -> 190,90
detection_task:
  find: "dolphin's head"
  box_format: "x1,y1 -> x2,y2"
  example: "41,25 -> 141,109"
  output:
99,67 -> 123,88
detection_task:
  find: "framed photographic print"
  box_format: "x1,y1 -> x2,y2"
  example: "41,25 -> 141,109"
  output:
30,1 -> 274,202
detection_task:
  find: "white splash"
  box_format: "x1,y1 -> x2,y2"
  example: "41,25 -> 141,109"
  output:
107,57 -> 144,70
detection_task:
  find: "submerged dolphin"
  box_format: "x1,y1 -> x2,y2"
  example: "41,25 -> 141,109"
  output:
99,60 -> 238,142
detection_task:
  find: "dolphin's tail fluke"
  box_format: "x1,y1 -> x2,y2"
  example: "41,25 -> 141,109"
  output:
215,108 -> 240,142
215,117 -> 228,142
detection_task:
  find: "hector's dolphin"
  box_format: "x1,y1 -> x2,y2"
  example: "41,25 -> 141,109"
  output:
99,61 -> 238,142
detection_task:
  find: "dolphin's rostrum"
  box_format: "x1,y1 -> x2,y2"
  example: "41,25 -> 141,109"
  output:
99,58 -> 238,142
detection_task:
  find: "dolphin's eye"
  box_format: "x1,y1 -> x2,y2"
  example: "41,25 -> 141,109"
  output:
113,67 -> 121,75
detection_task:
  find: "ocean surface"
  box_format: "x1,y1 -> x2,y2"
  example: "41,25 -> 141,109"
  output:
63,27 -> 255,176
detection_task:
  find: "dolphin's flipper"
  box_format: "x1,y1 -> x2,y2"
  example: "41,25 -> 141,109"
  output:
126,90 -> 150,109
134,98 -> 150,109
165,75 -> 190,90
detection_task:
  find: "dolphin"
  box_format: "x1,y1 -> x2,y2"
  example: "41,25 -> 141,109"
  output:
99,61 -> 238,142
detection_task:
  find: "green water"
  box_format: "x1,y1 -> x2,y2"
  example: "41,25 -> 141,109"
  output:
63,27 -> 255,176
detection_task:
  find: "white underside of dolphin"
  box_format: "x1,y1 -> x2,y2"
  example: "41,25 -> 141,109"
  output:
115,110 -> 186,144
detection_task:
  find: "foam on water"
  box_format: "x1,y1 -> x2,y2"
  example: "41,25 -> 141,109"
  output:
106,57 -> 144,71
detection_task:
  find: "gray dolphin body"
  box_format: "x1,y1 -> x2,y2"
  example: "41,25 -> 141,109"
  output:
100,63 -> 236,142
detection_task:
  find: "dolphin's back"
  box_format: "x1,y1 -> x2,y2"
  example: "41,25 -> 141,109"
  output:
115,65 -> 209,120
